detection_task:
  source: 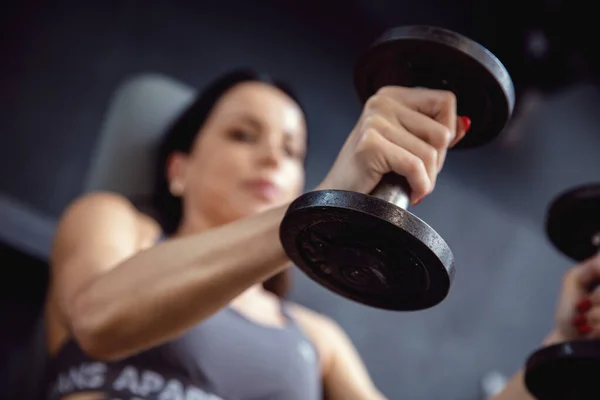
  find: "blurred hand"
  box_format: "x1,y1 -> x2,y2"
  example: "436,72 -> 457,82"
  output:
319,86 -> 470,204
554,254 -> 600,341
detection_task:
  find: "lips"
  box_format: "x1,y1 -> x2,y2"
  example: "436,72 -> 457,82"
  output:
244,179 -> 281,201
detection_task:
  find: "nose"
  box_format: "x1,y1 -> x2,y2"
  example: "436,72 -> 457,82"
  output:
258,137 -> 284,167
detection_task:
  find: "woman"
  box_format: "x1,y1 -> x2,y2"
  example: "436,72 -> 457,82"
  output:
43,69 -> 469,400
493,253 -> 600,399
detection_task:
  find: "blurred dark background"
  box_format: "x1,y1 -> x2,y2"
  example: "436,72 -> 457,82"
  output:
1,1 -> 599,398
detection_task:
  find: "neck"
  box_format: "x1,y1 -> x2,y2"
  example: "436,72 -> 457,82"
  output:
175,205 -> 244,237
174,214 -> 214,237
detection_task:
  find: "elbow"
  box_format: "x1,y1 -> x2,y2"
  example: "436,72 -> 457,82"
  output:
73,326 -> 122,362
68,292 -> 127,362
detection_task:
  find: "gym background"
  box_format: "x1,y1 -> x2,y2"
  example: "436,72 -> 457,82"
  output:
1,1 -> 598,398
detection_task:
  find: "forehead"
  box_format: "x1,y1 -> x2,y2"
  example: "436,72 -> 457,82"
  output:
210,82 -> 306,134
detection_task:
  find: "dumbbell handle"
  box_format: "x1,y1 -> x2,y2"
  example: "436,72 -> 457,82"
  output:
370,173 -> 412,210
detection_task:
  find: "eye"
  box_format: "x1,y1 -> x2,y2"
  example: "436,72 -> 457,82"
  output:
228,128 -> 257,143
284,143 -> 306,160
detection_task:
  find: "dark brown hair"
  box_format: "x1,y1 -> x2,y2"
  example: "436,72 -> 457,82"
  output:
152,69 -> 307,298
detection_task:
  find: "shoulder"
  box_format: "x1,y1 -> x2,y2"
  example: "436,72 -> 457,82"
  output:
62,191 -> 144,215
288,303 -> 343,337
58,191 -> 137,224
59,191 -> 159,228
53,192 -> 161,258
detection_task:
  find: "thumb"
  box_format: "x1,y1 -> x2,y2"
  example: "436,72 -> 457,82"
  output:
573,256 -> 600,290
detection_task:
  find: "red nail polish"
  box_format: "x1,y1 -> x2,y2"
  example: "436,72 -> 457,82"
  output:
461,116 -> 472,133
578,324 -> 592,334
577,298 -> 592,313
414,197 -> 423,206
572,314 -> 588,326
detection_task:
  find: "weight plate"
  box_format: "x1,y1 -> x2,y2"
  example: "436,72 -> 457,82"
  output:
525,340 -> 600,400
546,183 -> 600,262
280,190 -> 454,311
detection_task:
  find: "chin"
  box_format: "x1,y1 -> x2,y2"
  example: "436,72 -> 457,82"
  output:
246,203 -> 278,215
235,201 -> 281,218
220,194 -> 293,223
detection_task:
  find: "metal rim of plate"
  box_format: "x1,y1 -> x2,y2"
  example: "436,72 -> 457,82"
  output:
280,190 -> 454,311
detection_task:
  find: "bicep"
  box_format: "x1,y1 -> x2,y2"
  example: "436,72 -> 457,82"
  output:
51,192 -> 142,323
322,320 -> 385,400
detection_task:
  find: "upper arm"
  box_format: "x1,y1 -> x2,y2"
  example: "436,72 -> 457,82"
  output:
290,306 -> 385,400
50,192 -> 145,324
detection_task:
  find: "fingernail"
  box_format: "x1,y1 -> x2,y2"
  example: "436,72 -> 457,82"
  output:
460,116 -> 472,133
577,324 -> 592,334
414,197 -> 423,206
572,314 -> 588,326
577,298 -> 592,313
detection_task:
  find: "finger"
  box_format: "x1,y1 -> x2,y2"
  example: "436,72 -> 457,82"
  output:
377,86 -> 457,139
557,269 -> 588,313
586,306 -> 600,324
449,116 -> 471,148
587,327 -> 600,339
370,98 -> 452,171
366,131 -> 432,203
398,107 -> 452,172
576,297 -> 592,313
427,114 -> 471,172
386,101 -> 455,151
572,312 -> 589,327
582,307 -> 600,338
368,116 -> 439,189
590,285 -> 600,305
574,257 -> 600,288
374,89 -> 458,171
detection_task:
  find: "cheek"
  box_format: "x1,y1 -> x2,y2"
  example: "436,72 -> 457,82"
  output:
281,163 -> 305,196
188,147 -> 249,192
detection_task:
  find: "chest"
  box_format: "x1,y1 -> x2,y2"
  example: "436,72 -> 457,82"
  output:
152,309 -> 322,400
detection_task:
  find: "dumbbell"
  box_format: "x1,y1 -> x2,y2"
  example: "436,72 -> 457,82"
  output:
525,183 -> 600,400
280,26 -> 515,311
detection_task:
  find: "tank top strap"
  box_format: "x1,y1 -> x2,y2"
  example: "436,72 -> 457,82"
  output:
279,300 -> 300,327
279,300 -> 321,368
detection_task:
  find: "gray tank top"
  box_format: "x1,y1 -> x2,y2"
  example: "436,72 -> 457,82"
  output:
44,303 -> 322,400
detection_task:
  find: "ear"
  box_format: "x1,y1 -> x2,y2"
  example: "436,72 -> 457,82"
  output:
166,151 -> 189,196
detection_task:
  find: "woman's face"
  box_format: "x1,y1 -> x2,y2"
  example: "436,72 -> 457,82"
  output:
168,82 -> 307,229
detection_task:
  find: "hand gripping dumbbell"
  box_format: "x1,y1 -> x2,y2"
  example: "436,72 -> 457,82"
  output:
280,26 -> 515,311
525,183 -> 600,400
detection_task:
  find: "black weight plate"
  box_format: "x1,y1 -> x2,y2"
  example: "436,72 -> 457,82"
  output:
546,183 -> 600,262
354,25 -> 515,149
280,190 -> 454,311
525,340 -> 600,400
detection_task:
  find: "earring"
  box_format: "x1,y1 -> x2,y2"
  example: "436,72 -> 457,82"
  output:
169,181 -> 184,196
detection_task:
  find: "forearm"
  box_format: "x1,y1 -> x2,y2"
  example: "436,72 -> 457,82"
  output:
70,202 -> 290,360
491,330 -> 565,400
